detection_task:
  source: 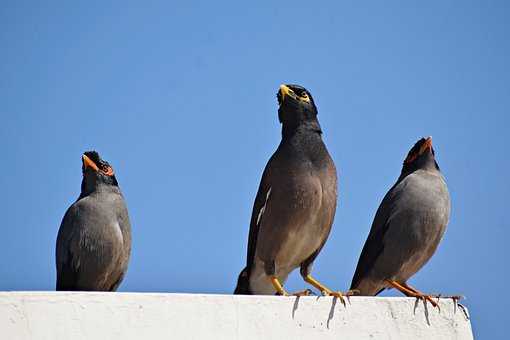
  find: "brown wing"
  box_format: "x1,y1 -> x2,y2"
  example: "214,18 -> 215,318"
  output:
233,157 -> 273,294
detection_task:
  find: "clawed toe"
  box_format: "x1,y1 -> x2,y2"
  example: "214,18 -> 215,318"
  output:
345,289 -> 359,296
422,295 -> 439,309
292,289 -> 314,296
386,280 -> 442,310
327,291 -> 348,306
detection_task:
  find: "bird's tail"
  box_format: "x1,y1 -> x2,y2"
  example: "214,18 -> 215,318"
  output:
234,267 -> 252,295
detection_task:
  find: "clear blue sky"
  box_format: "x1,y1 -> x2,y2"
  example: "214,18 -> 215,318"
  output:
1,1 -> 508,338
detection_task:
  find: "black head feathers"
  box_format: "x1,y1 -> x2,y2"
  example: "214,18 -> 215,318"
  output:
277,84 -> 318,126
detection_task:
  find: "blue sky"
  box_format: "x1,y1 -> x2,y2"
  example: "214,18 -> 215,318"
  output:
1,1 -> 508,338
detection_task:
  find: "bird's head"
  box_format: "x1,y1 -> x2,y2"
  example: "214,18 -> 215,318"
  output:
277,84 -> 318,127
81,151 -> 119,193
402,137 -> 440,173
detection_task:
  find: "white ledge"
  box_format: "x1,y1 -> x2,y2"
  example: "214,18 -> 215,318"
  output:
0,292 -> 473,340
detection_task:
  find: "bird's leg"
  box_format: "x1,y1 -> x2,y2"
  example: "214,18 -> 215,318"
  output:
266,261 -> 293,296
270,276 -> 290,296
386,280 -> 439,309
303,275 -> 351,306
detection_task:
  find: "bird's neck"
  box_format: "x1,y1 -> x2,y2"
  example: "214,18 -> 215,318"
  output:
280,121 -> 330,163
80,180 -> 121,199
398,163 -> 440,182
281,120 -> 322,141
399,155 -> 440,181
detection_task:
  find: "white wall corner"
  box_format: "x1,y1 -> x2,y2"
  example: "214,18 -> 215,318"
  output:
0,292 -> 473,340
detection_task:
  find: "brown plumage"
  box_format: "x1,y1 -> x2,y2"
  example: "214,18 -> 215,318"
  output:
235,84 -> 346,301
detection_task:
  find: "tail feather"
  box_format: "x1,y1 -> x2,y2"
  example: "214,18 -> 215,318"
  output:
234,267 -> 252,295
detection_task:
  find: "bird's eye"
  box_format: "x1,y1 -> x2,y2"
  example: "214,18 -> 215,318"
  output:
301,92 -> 309,98
101,166 -> 114,176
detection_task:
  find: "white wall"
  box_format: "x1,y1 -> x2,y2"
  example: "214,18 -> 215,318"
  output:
0,292 -> 473,340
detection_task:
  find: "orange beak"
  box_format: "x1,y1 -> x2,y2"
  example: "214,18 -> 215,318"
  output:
405,137 -> 434,164
419,136 -> 433,155
82,154 -> 99,172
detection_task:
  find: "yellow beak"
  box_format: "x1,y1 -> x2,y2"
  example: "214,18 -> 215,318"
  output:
279,84 -> 310,104
279,84 -> 294,102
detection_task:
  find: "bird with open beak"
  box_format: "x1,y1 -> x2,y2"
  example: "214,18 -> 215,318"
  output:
56,151 -> 132,291
350,137 -> 454,308
235,84 -> 350,303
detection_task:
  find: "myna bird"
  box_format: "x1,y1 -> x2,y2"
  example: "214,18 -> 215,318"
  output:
56,151 -> 132,291
350,137 -> 451,308
235,84 -> 347,302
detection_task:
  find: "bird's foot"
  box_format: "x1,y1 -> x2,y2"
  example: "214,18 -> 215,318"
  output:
434,294 -> 464,306
291,289 -> 314,296
402,283 -> 448,310
303,274 -> 350,306
386,280 -> 440,310
325,289 -> 358,306
323,290 -> 347,306
419,294 -> 440,309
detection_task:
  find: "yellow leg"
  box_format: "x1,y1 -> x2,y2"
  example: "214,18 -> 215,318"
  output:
270,276 -> 289,296
386,279 -> 439,309
304,275 -> 349,305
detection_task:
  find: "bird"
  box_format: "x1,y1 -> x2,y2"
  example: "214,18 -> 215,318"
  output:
56,151 -> 132,291
350,137 -> 451,308
234,84 -> 347,302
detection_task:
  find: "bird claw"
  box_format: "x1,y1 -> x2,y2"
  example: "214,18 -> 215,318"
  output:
386,280 -> 441,310
421,294 -> 440,310
428,293 -> 464,307
327,291 -> 348,306
408,292 -> 440,310
444,294 -> 464,301
291,289 -> 314,296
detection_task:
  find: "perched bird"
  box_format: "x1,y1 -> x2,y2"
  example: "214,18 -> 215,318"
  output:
235,84 -> 347,301
350,137 -> 450,307
56,151 -> 132,291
